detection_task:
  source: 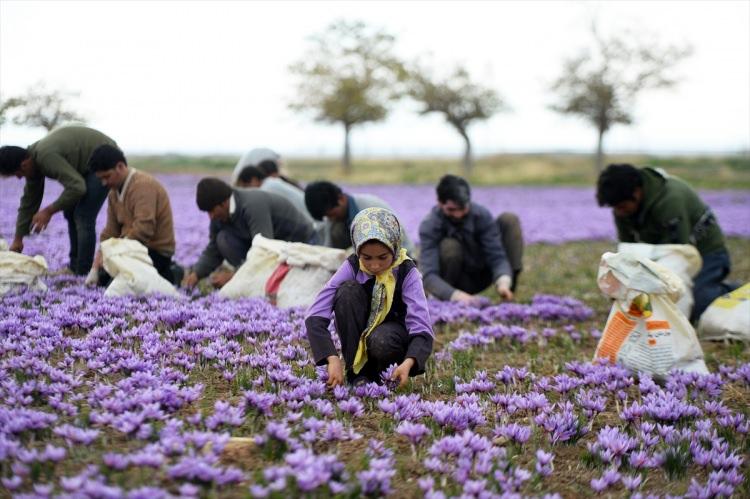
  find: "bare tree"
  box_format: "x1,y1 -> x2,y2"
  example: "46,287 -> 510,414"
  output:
289,20 -> 406,174
409,65 -> 505,175
0,97 -> 24,127
550,25 -> 692,171
11,83 -> 87,132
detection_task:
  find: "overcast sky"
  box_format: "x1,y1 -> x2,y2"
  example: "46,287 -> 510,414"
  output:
1,0 -> 748,157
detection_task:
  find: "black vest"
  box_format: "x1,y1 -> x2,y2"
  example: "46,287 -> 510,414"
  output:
347,254 -> 415,326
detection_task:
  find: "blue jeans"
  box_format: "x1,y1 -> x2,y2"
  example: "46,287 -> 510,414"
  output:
62,171 -> 108,275
691,249 -> 733,323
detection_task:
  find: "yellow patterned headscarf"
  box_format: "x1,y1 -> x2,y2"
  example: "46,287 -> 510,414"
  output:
350,208 -> 410,374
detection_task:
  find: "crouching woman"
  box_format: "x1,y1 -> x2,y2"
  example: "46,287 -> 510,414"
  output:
305,207 -> 434,388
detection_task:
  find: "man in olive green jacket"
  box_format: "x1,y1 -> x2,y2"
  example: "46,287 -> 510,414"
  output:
597,163 -> 735,322
0,126 -> 117,274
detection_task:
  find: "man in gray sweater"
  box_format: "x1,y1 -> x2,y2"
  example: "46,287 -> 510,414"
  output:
182,177 -> 314,288
419,175 -> 523,305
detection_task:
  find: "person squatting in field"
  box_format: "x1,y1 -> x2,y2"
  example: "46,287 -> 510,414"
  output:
418,174 -> 524,306
305,207 -> 434,388
182,177 -> 315,289
597,163 -> 738,323
88,144 -> 182,286
0,126 -> 117,275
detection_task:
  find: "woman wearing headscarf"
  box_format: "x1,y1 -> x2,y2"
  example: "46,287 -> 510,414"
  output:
305,207 -> 434,388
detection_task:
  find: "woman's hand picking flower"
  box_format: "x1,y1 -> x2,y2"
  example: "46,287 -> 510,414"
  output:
392,358 -> 415,388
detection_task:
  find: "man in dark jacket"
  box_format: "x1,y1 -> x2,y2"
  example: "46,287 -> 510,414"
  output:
0,126 -> 117,274
182,177 -> 314,288
418,175 -> 524,305
597,163 -> 735,322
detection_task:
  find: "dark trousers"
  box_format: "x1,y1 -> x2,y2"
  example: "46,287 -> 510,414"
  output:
98,248 -> 176,286
216,226 -> 252,267
62,171 -> 109,275
691,249 -> 734,323
334,280 -> 409,383
439,212 -> 524,293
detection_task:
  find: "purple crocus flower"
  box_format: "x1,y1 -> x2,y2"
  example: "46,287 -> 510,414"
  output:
396,421 -> 430,445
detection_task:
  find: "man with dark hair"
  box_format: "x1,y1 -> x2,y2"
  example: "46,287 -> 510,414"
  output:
89,144 -> 179,285
182,177 -> 315,288
237,165 -> 315,228
236,165 -> 266,187
0,126 -> 116,274
419,174 -> 524,305
597,163 -> 735,322
304,180 -> 415,254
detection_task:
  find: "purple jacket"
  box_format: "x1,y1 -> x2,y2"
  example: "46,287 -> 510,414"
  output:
305,257 -> 434,374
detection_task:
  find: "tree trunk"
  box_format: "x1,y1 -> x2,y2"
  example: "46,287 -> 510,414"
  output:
460,129 -> 472,176
595,126 -> 605,173
342,123 -> 352,175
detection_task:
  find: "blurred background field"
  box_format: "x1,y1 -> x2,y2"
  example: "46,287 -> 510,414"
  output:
129,152 -> 750,189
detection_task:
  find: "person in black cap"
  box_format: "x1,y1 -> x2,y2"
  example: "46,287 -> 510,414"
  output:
182,177 -> 315,288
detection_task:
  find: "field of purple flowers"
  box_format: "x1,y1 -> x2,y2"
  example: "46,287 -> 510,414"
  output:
1,174 -> 749,497
1,174 -> 749,271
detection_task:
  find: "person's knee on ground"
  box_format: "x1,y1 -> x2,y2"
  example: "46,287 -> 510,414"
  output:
439,237 -> 464,287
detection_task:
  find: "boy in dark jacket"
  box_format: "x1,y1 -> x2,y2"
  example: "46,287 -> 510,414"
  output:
418,175 -> 524,306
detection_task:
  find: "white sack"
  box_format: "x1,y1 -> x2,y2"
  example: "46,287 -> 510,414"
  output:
617,243 -> 702,318
219,234 -> 347,308
0,238 -> 48,295
698,283 -> 750,342
595,251 -> 708,378
101,238 -> 179,298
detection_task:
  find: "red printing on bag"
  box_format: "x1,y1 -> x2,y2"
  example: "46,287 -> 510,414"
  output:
265,263 -> 291,306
